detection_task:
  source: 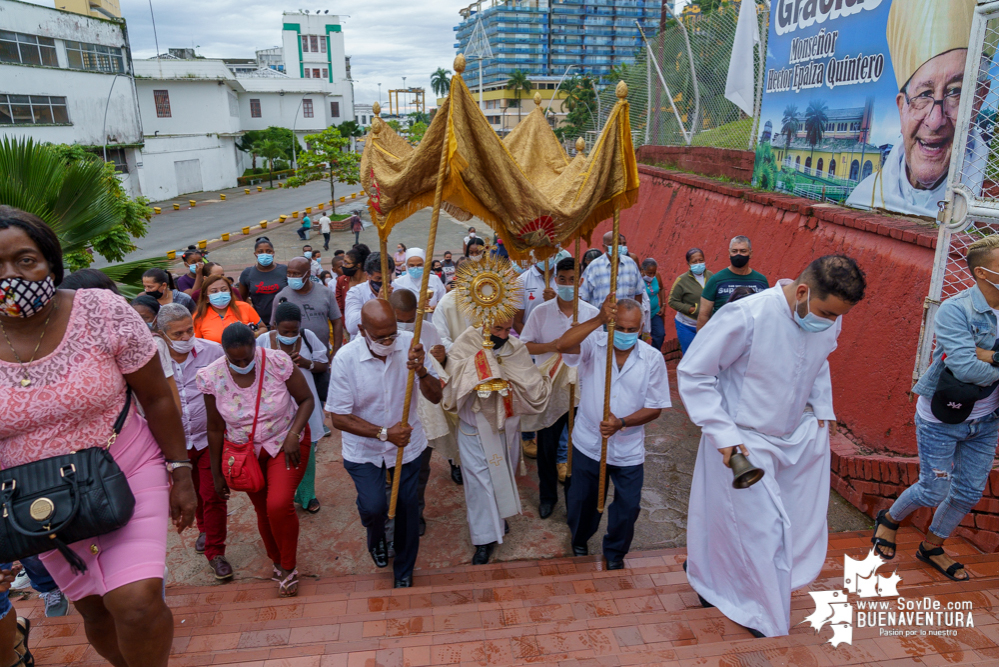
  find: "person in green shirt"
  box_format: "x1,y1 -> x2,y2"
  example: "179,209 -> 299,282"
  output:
696,235 -> 769,331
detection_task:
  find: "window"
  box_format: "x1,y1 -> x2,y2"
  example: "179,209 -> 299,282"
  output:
250,98 -> 261,118
0,94 -> 69,125
0,31 -> 58,67
816,158 -> 823,173
303,99 -> 314,118
321,68 -> 328,80
65,41 -> 125,73
154,90 -> 171,118
330,101 -> 340,117
228,91 -> 239,117
104,147 -> 127,173
310,36 -> 319,52
301,35 -> 309,52
304,69 -> 311,78
313,68 -> 320,79
320,36 -> 327,53
829,159 -> 836,176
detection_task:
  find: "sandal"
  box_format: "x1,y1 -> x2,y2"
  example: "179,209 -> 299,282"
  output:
916,543 -> 969,582
276,569 -> 299,598
305,499 -> 321,514
13,617 -> 33,667
871,509 -> 899,560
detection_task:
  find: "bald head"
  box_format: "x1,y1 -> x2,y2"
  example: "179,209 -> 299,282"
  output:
389,289 -> 418,323
602,231 -> 627,253
287,256 -> 311,278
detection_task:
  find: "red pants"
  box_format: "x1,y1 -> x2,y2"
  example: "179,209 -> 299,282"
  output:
246,437 -> 310,571
191,446 -> 228,561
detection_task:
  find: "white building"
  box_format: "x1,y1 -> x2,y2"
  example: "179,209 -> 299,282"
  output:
256,46 -> 284,73
354,103 -> 374,128
0,0 -> 143,195
278,11 -> 353,123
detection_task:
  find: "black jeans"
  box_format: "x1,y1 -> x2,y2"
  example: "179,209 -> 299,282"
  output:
566,447 -> 643,561
322,232 -> 330,250
354,231 -> 360,246
537,411 -> 571,505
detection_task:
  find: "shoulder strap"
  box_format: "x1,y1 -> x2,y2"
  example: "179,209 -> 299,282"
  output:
248,350 -> 267,444
105,388 -> 132,449
301,331 -> 314,354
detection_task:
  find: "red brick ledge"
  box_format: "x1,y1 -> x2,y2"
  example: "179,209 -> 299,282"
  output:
637,163 -> 939,250
830,433 -> 999,553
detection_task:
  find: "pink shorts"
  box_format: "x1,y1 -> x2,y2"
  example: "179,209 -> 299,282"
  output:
40,412 -> 169,601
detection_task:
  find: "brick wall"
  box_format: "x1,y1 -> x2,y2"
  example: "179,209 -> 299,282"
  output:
635,145 -> 756,183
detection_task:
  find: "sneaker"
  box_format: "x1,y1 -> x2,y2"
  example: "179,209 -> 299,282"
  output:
557,462 -> 568,483
40,590 -> 69,617
522,439 -> 538,459
10,569 -> 30,590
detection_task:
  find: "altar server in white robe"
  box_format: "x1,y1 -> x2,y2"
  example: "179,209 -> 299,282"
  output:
392,247 -> 446,309
344,252 -> 393,335
678,254 -> 867,638
442,319 -> 551,565
432,289 -> 473,351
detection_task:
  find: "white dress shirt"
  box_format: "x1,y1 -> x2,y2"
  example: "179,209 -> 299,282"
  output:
516,268 -> 558,324
563,332 -> 671,466
392,271 -> 445,307
344,281 -> 378,335
326,331 -> 437,467
520,298 -> 600,367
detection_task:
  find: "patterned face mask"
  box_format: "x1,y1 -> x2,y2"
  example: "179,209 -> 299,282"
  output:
1,275 -> 56,318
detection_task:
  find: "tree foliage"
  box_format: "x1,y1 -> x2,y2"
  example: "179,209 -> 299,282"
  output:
286,126 -> 359,212
407,121 -> 428,145
506,69 -> 532,124
254,139 -> 287,189
236,126 -> 301,168
554,74 -> 596,142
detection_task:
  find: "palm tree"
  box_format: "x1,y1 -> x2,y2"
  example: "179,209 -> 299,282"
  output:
235,136 -> 259,169
254,139 -> 286,189
431,68 -> 452,99
506,69 -> 532,124
804,100 -> 828,176
608,63 -> 631,84
779,104 -> 799,166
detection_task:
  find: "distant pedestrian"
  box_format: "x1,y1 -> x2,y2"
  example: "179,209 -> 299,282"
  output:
319,211 -> 332,250
462,227 -> 478,257
177,247 -> 204,294
238,237 -> 287,328
143,268 -> 195,315
578,231 -> 643,308
641,259 -> 667,352
668,248 -> 713,354
350,213 -> 363,246
441,251 -> 456,283
297,215 -> 312,241
394,244 -> 407,277
696,236 -> 769,330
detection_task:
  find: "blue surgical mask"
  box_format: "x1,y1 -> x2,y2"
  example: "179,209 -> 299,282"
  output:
407,266 -> 423,281
690,263 -> 706,275
146,322 -> 154,330
613,330 -> 639,350
605,246 -> 629,257
794,288 -> 836,333
288,277 -> 306,290
277,333 -> 300,345
208,291 -> 231,308
556,285 -> 575,301
303,251 -> 313,259
511,263 -> 527,275
229,359 -> 256,375
257,253 -> 274,266
189,263 -> 198,273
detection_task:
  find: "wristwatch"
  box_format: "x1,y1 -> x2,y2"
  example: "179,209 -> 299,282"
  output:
165,460 -> 193,473
992,351 -> 999,366
378,427 -> 388,442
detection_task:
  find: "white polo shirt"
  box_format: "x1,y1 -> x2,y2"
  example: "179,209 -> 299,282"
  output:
563,331 -> 671,466
520,298 -> 600,367
326,331 -> 436,467
516,267 -> 557,323
344,281 -> 378,335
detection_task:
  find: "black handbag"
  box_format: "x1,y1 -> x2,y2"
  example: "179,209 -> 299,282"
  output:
0,390 -> 137,574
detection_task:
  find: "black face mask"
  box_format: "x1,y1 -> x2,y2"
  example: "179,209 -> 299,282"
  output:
490,335 -> 507,350
369,280 -> 382,294
146,289 -> 164,300
342,266 -> 358,277
730,254 -> 750,269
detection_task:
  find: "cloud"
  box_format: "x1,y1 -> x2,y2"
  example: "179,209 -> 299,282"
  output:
37,0 -> 464,113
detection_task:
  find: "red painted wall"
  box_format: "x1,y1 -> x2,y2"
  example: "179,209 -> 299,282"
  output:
589,164 -> 939,456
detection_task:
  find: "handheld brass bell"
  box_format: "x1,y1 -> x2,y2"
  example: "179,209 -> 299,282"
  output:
729,452 -> 764,489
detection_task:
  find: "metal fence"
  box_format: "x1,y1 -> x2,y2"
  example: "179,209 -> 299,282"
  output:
573,1 -> 769,153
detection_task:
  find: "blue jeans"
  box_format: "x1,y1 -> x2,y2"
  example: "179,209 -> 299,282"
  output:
0,563 -> 11,620
890,412 -> 999,539
675,318 -> 697,354
20,555 -> 56,594
650,313 -> 665,352
558,425 -> 568,464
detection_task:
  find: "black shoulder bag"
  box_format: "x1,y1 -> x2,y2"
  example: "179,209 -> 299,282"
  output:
0,390 -> 137,574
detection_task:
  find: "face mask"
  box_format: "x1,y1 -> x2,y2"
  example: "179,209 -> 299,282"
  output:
690,263 -> 706,275
443,259 -> 453,266
606,246 -> 628,257
369,280 -> 382,294
208,291 -> 232,308
288,277 -> 306,291
490,334 -> 507,350
556,285 -> 575,301
168,337 -> 195,354
342,265 -> 358,277
642,275 -> 654,284
979,267 -> 999,291
189,263 -> 198,273
397,321 -> 415,332
730,254 -> 750,269
257,253 -> 274,267
1,275 -> 57,318
613,330 -> 639,350
469,232 -> 476,238
146,289 -> 164,300
469,254 -> 483,262
229,359 -> 256,375
147,322 -> 154,330
511,263 -> 526,275
303,251 -> 313,259
276,333 -> 300,345
365,332 -> 395,356
407,266 -> 423,281
794,287 -> 836,333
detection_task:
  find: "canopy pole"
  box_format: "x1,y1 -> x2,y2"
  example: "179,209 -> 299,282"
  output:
598,210 -> 620,514
389,86 -> 452,520
566,235 -> 581,480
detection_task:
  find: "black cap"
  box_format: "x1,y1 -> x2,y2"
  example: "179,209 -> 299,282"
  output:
931,367 -> 999,424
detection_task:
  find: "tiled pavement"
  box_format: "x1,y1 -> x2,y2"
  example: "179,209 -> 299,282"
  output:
17,527 -> 999,666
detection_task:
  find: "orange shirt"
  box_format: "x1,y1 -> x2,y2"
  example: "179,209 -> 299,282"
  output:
194,301 -> 261,343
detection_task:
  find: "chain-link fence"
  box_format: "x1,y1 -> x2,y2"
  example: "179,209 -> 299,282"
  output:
571,0 -> 768,154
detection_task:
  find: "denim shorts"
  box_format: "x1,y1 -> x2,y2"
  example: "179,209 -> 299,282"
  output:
0,562 -> 11,620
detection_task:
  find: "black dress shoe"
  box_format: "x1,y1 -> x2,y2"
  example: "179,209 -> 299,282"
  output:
472,542 -> 495,565
682,562 -> 714,608
450,462 -> 463,485
572,544 -> 588,557
419,517 -> 426,536
747,627 -> 765,638
538,501 -> 554,519
606,558 -> 625,570
370,538 -> 388,568
504,520 -> 510,535
394,576 -> 413,588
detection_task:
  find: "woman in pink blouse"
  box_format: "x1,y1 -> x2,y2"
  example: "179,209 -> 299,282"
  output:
0,207 -> 196,667
198,323 -> 314,597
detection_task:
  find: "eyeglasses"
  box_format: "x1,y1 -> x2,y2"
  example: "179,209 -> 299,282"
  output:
904,86 -> 961,119
368,332 -> 399,346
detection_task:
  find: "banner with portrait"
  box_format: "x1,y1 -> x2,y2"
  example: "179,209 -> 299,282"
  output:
751,0 -> 977,218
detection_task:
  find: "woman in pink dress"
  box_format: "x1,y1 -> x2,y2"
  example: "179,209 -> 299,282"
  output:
0,207 -> 197,667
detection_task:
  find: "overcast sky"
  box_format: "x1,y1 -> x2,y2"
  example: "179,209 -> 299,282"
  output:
36,0 -> 465,113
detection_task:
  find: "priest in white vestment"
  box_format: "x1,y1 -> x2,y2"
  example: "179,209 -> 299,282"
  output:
678,255 -> 867,638
442,319 -> 551,564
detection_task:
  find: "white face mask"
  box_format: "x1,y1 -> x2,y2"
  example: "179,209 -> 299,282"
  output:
980,267 -> 999,292
168,337 -> 195,354
469,253 -> 483,262
364,332 -> 396,356
397,321 -> 415,332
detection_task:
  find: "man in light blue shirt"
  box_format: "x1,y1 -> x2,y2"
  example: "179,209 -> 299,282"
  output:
578,231 -> 643,308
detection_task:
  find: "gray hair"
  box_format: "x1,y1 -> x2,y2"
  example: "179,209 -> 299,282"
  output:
641,258 -> 658,271
730,235 -> 752,250
617,298 -> 642,315
156,303 -> 192,330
